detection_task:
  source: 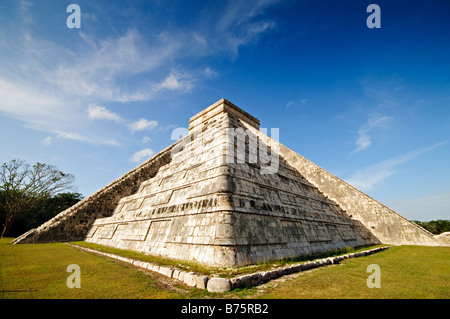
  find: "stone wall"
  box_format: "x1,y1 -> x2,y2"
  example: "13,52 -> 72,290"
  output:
85,103 -> 238,266
274,142 -> 444,246
12,144 -> 175,244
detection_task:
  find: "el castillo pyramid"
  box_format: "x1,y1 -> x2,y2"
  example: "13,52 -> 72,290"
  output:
13,99 -> 445,266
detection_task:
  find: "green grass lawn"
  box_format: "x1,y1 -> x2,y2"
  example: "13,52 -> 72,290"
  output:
255,245 -> 450,299
0,238 -> 205,299
1,237 -> 449,299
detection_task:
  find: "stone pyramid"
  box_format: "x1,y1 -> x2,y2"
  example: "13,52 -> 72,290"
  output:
13,99 -> 445,266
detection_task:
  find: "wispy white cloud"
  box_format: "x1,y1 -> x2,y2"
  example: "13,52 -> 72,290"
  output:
87,104 -> 123,123
52,130 -> 121,146
220,20 -> 276,58
128,118 -> 158,133
190,0 -> 278,58
130,148 -> 154,163
215,0 -> 278,34
352,114 -> 393,154
156,70 -> 194,92
42,136 -> 52,146
87,104 -> 159,137
0,77 -> 124,146
0,78 -> 75,129
361,77 -> 405,110
0,19 -> 172,144
203,67 -> 218,78
49,29 -> 184,103
17,0 -> 34,30
286,99 -> 307,108
0,0 -> 279,148
346,141 -> 448,191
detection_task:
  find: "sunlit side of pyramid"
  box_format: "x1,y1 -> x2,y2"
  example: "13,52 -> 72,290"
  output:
14,99 -> 445,266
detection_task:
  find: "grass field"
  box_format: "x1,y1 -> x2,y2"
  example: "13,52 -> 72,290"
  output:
0,238 -> 206,299
1,238 -> 448,299
256,245 -> 449,299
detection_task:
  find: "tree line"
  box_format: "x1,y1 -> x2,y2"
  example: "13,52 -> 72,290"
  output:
0,191 -> 83,237
0,159 -> 82,238
413,220 -> 450,235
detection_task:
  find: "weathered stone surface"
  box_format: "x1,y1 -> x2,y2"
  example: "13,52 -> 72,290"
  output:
435,232 -> 450,246
172,269 -> 180,279
289,264 -> 304,273
177,271 -> 185,282
13,148 -> 173,245
334,256 -> 344,263
274,140 -> 444,247
158,266 -> 174,278
196,275 -> 209,290
152,265 -> 160,272
145,263 -> 153,270
260,271 -> 278,283
207,277 -> 231,293
13,98 -> 446,269
231,273 -> 263,288
183,272 -> 197,287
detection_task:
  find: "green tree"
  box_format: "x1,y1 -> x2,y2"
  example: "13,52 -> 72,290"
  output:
413,219 -> 450,234
6,192 -> 83,237
0,159 -> 76,238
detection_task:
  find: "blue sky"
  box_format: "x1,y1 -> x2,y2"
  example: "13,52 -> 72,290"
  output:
0,0 -> 449,221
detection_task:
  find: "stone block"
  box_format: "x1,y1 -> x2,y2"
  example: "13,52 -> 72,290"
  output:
207,277 -> 231,293
117,256 -> 131,263
231,274 -> 249,289
304,262 -> 317,270
172,269 -> 180,279
334,256 -> 344,263
196,275 -> 209,289
152,265 -> 160,272
183,272 -> 197,287
289,264 -> 304,273
145,263 -> 153,270
277,267 -> 291,276
158,266 -> 174,278
177,271 -> 185,282
260,270 -> 280,283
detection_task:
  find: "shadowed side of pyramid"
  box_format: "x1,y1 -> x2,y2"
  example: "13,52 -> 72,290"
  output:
13,98 -> 445,267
